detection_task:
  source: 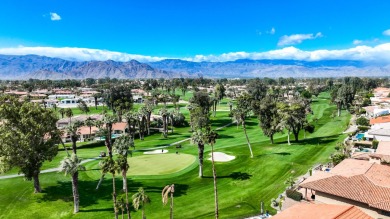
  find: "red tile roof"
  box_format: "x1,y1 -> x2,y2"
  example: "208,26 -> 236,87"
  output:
272,203 -> 372,219
300,159 -> 390,212
370,116 -> 390,125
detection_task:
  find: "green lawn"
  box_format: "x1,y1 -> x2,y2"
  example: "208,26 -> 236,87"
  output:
0,92 -> 350,219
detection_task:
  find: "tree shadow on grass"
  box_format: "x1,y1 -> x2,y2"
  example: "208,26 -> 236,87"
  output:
203,172 -> 252,180
273,134 -> 341,146
217,134 -> 235,139
40,177 -> 142,208
256,152 -> 291,158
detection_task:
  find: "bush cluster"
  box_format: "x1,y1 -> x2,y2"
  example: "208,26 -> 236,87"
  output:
286,189 -> 302,201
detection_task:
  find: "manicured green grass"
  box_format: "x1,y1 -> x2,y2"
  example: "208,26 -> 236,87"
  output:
0,92 -> 350,219
127,153 -> 196,175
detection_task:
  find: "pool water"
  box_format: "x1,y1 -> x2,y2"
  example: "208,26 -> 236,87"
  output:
356,133 -> 365,140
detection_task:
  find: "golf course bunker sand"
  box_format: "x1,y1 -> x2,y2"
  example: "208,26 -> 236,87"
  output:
128,153 -> 196,175
208,152 -> 235,162
143,149 -> 168,154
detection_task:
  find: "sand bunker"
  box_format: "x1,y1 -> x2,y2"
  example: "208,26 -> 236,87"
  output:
144,149 -> 168,154
208,152 -> 235,162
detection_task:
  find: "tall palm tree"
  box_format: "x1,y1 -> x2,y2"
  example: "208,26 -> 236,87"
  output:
124,111 -> 138,139
59,154 -> 86,213
191,130 -> 206,178
137,109 -> 147,140
132,187 -> 150,219
192,128 -> 219,218
162,184 -> 175,219
159,107 -> 169,138
100,157 -> 120,219
65,108 -> 73,124
84,117 -> 95,140
143,101 -> 154,135
59,108 -> 65,118
66,121 -> 83,154
232,108 -> 253,158
113,135 -> 134,219
208,130 -> 219,219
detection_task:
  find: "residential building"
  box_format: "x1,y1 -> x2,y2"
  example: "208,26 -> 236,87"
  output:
300,159 -> 390,218
273,203 -> 372,219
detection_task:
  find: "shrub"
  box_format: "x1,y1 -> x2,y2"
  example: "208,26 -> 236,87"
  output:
372,140 -> 379,150
286,189 -> 302,201
357,126 -> 370,132
332,153 -> 347,166
356,117 -> 369,126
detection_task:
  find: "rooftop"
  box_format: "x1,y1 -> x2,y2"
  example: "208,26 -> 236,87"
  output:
300,159 -> 390,212
272,203 -> 372,219
370,116 -> 390,125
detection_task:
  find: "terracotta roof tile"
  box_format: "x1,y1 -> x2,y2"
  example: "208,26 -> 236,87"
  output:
272,203 -> 372,219
300,159 -> 390,212
370,116 -> 390,125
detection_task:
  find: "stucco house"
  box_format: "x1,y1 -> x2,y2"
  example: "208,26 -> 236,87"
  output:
299,159 -> 390,218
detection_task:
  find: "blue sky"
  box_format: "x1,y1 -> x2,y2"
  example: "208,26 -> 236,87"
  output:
1,0 -> 390,62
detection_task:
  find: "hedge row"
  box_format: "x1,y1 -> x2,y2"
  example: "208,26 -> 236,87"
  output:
286,189 -> 302,201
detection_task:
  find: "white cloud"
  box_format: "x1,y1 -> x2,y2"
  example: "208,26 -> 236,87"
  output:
383,29 -> 390,36
353,40 -> 363,45
50,12 -> 61,21
278,32 -> 323,46
2,43 -> 390,63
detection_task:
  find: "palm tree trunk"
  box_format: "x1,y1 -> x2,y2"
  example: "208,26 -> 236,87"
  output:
147,113 -> 151,135
96,174 -> 105,190
60,139 -> 70,156
211,145 -> 219,219
142,202 -> 145,219
287,130 -> 291,145
171,117 -> 174,134
242,121 -> 253,158
113,174 -> 118,219
170,192 -> 174,219
72,138 -> 77,154
122,170 -> 131,219
270,134 -> 274,144
72,171 -> 80,213
198,142 -> 204,178
33,173 -> 41,193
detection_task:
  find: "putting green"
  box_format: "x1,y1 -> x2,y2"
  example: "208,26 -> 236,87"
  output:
128,153 -> 196,175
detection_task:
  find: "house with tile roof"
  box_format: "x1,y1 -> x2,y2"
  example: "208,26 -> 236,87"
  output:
299,159 -> 390,218
273,203 -> 372,219
370,116 -> 390,125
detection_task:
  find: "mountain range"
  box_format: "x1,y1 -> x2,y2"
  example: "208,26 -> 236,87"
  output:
1,54 -> 390,79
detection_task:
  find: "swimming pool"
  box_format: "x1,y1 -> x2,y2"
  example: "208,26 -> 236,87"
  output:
356,133 -> 364,140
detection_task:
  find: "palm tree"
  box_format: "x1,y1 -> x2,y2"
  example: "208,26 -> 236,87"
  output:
59,108 -> 65,118
59,154 -> 86,213
191,130 -> 206,178
100,157 -> 120,219
113,135 -> 134,219
65,108 -> 73,124
208,130 -> 219,219
124,111 -> 138,139
66,121 -> 83,154
162,184 -> 175,219
132,187 -> 150,219
143,101 -> 154,135
192,128 -> 219,218
159,107 -> 169,138
84,117 -> 95,140
232,108 -> 253,158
